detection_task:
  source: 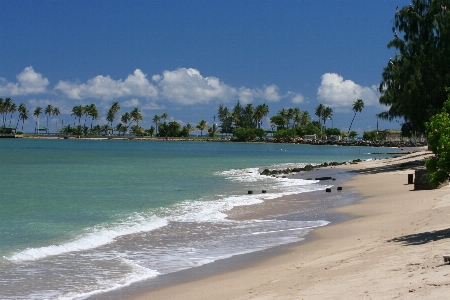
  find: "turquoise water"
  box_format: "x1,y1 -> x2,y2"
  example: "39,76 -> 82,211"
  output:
0,139 -> 404,299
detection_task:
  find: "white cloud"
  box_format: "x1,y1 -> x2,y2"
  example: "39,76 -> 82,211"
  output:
122,98 -> 141,107
238,87 -> 256,104
0,67 -> 49,95
262,84 -> 281,102
317,73 -> 379,107
291,93 -> 304,104
153,68 -> 237,105
55,69 -> 158,100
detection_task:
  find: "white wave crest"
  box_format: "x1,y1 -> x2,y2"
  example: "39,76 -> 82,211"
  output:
8,215 -> 168,262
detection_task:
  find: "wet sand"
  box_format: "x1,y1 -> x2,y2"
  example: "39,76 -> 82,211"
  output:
121,150 -> 450,299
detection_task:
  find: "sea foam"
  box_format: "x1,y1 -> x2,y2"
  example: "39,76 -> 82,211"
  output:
8,215 -> 168,262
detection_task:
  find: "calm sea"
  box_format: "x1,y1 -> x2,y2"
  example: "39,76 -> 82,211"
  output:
0,139 -> 404,299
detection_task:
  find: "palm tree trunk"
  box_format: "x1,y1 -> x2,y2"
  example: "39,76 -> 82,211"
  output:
348,112 -> 357,134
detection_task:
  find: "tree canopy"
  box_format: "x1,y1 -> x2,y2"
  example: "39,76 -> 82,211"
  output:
379,1 -> 450,133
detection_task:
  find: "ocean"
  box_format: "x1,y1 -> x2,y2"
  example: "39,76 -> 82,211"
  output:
0,139 -> 404,299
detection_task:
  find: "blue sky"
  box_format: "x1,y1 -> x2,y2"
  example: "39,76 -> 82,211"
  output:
0,0 -> 410,134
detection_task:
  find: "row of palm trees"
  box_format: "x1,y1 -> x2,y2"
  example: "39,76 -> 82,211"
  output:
1,96 -> 365,138
68,102 -> 144,136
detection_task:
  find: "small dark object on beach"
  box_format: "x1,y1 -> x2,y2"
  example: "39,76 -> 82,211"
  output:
444,255 -> 450,264
248,190 -> 253,194
306,178 -> 312,180
262,190 -> 267,193
332,178 -> 336,181
337,186 -> 343,191
315,177 -> 333,180
325,188 -> 331,193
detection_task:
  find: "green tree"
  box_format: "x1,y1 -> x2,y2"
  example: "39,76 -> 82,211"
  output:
425,95 -> 450,188
161,112 -> 168,123
379,1 -> 450,133
53,107 -> 60,132
7,102 -> 17,127
0,98 -> 5,127
131,108 -> 142,126
348,99 -> 364,134
146,126 -> 155,137
121,112 -> 132,132
152,115 -> 161,134
363,131 -> 377,141
130,125 -> 145,136
326,128 -> 341,136
86,104 -> 98,129
253,103 -> 269,128
71,105 -> 84,126
217,104 -> 232,135
322,106 -> 333,130
349,130 -> 358,139
106,102 -> 120,133
196,120 -> 209,137
33,107 -> 42,134
44,104 -> 53,130
18,104 -> 29,132
299,111 -> 311,126
269,115 -> 288,130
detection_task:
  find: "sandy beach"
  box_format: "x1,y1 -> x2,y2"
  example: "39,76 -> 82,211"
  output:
122,150 -> 450,300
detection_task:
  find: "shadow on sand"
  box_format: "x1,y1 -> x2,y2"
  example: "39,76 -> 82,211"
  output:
387,228 -> 450,246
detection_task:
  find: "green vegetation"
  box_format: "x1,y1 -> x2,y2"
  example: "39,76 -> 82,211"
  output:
379,1 -> 450,135
362,130 -> 377,141
425,95 -> 450,188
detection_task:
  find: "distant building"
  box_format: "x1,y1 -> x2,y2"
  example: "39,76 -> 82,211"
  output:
303,134 -> 317,141
378,130 -> 402,141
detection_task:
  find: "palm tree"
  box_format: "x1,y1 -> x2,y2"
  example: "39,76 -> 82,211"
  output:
7,103 -> 17,128
115,123 -> 127,136
315,104 -> 325,122
196,120 -> 209,137
291,107 -> 301,127
184,123 -> 195,135
130,108 -> 142,126
253,104 -> 269,128
146,126 -> 155,137
100,124 -> 110,135
33,107 -> 42,134
315,104 -> 325,138
106,102 -> 120,133
161,112 -> 168,124
86,104 -> 98,129
299,111 -> 311,126
348,99 -> 364,134
53,107 -> 60,132
3,98 -> 13,127
120,112 -> 132,134
18,104 -> 29,132
152,115 -> 161,134
44,104 -> 53,131
71,105 -> 84,126
321,106 -> 333,130
0,98 -> 4,127
16,103 -> 26,129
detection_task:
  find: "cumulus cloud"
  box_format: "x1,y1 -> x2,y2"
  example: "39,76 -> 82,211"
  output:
238,87 -> 257,104
4,67 -> 301,114
153,68 -> 237,105
317,73 -> 379,108
122,98 -> 141,107
291,93 -> 304,104
262,84 -> 281,102
0,66 -> 49,95
55,69 -> 158,100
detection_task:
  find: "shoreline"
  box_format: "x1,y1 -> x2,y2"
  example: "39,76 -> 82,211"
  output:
2,133 -> 424,148
116,149 -> 450,299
